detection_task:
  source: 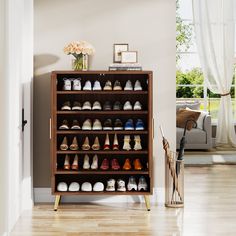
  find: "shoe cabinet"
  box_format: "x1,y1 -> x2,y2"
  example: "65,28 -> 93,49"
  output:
51,71 -> 153,211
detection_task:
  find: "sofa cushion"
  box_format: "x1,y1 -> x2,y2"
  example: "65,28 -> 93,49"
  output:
177,127 -> 207,144
186,107 -> 208,130
176,101 -> 200,112
176,109 -> 201,130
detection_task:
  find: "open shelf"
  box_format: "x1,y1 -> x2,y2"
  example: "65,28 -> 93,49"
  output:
54,191 -> 151,196
56,130 -> 148,135
56,150 -> 148,155
57,111 -> 148,115
55,170 -> 149,175
57,91 -> 148,95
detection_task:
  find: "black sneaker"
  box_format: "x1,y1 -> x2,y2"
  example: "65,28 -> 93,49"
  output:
113,101 -> 122,110
114,119 -> 123,130
103,119 -> 112,130
59,120 -> 69,129
103,101 -> 112,111
61,101 -> 71,111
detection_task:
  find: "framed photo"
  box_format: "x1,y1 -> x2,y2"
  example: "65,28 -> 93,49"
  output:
121,51 -> 138,63
113,43 -> 129,63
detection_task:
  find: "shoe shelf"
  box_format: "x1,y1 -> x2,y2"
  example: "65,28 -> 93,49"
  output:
51,71 -> 153,211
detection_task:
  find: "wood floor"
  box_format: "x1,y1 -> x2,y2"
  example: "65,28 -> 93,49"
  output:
11,165 -> 236,236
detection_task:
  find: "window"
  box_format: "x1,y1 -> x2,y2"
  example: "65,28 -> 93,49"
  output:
176,0 -> 236,123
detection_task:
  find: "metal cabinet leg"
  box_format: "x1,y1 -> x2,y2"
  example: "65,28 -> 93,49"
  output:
144,195 -> 151,211
54,195 -> 61,211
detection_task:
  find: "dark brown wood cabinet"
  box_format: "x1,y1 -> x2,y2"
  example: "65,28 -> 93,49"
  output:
51,71 -> 153,210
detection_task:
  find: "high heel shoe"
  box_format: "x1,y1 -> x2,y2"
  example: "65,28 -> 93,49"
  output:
70,136 -> 79,150
60,136 -> 68,150
64,154 -> 70,170
71,154 -> 79,170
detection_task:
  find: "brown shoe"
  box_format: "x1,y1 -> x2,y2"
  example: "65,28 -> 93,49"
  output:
60,136 -> 68,150
82,136 -> 90,150
59,119 -> 69,129
64,154 -> 70,170
70,136 -> 79,150
123,158 -> 131,170
92,136 -> 100,150
71,120 -> 81,130
71,154 -> 79,170
133,158 -> 142,170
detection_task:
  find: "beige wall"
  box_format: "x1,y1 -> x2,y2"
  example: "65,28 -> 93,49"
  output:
34,0 -> 176,189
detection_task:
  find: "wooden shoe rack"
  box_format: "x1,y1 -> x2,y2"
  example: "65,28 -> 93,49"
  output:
50,71 -> 153,211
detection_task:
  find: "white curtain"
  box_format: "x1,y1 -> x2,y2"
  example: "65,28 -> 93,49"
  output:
193,0 -> 236,147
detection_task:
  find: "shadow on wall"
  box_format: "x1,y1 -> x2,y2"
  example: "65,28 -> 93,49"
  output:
33,54 -> 59,187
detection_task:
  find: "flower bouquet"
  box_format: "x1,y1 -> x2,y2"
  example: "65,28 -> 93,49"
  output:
64,41 -> 95,70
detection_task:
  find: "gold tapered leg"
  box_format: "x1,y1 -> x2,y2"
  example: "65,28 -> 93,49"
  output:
144,195 -> 151,211
54,195 -> 61,211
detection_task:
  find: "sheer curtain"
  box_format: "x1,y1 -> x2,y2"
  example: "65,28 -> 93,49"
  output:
192,0 -> 236,147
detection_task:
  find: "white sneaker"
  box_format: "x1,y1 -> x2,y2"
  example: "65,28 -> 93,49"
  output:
134,80 -> 142,91
134,135 -> 142,150
106,179 -> 115,191
123,135 -> 131,151
92,101 -> 102,110
82,101 -> 92,110
127,176 -> 137,191
83,154 -> 90,169
83,80 -> 92,90
68,182 -> 80,191
57,182 -> 68,192
92,119 -> 102,130
91,155 -> 98,170
63,78 -> 71,91
93,182 -> 104,192
124,80 -> 133,90
93,80 -> 102,90
82,119 -> 92,130
123,101 -> 132,110
73,78 -> 81,90
138,176 -> 148,191
133,101 -> 142,110
81,182 -> 92,191
117,179 -> 126,192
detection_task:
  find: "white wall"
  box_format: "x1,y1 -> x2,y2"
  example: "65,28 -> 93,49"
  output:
34,0 -> 176,201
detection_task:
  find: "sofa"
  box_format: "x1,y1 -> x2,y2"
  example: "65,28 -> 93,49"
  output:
176,101 -> 212,150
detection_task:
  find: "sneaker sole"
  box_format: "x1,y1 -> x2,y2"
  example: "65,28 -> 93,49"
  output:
103,127 -> 112,130
124,127 -> 134,130
135,127 -> 144,130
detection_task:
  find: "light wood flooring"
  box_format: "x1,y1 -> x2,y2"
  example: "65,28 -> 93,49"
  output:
11,165 -> 236,236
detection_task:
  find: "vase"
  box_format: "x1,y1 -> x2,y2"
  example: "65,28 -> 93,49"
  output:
72,54 -> 88,71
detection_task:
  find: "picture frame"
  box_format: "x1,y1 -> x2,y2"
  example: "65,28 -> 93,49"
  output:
121,51 -> 138,63
113,43 -> 129,63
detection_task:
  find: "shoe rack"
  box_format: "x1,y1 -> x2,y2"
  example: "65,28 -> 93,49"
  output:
51,71 -> 153,211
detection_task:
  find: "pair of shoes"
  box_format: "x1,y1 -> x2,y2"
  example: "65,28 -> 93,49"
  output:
63,78 -> 81,91
125,119 -> 144,130
103,119 -> 123,130
123,101 -> 142,111
127,176 -> 148,191
60,136 -> 79,151
81,101 -> 102,110
82,119 -> 102,130
106,179 -> 126,192
63,154 -> 79,170
100,158 -> 120,170
123,135 -> 142,151
124,80 -> 142,91
103,80 -> 122,90
103,134 -> 119,150
81,182 -> 105,192
82,136 -> 100,151
83,80 -> 102,90
59,120 -> 80,130
123,158 -> 143,170
61,101 -> 82,111
83,154 -> 98,169
124,119 -> 144,130
57,182 -> 80,192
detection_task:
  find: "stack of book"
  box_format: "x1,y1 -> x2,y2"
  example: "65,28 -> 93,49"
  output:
109,63 -> 142,71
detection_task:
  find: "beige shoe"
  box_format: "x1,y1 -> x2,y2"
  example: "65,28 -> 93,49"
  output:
70,136 -> 79,150
103,133 -> 110,150
60,136 -> 68,150
113,133 -> 119,150
134,135 -> 142,150
92,136 -> 100,150
71,154 -> 79,170
82,136 -> 90,150
63,154 -> 70,170
83,154 -> 90,169
123,135 -> 131,151
91,155 -> 98,170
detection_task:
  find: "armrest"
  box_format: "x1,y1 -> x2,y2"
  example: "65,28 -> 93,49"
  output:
203,115 -> 212,145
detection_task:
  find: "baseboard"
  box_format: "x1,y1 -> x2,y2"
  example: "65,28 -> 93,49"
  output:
34,187 -> 165,204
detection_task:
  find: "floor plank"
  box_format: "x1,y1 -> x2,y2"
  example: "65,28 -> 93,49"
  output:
11,165 -> 236,236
